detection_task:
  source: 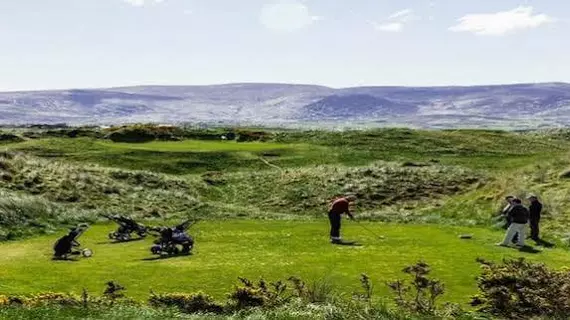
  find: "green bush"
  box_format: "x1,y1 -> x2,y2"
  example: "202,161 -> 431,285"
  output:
149,292 -> 223,314
228,277 -> 290,309
236,130 -> 272,142
388,262 -> 445,316
288,276 -> 335,304
0,133 -> 24,143
472,258 -> 570,319
106,127 -> 157,143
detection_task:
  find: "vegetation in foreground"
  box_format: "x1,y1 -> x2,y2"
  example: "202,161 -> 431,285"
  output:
2,258 -> 570,320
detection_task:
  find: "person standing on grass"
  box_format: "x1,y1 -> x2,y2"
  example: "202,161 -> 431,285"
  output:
328,195 -> 356,244
528,194 -> 543,241
497,198 -> 529,247
499,195 -> 518,243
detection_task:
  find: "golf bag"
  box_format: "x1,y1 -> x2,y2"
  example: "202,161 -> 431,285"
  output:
150,220 -> 195,257
107,214 -> 147,241
53,223 -> 93,259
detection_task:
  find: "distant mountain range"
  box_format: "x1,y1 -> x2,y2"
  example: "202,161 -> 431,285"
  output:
1,82 -> 570,129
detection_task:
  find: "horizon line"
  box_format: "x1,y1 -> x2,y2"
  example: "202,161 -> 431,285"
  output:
1,81 -> 569,94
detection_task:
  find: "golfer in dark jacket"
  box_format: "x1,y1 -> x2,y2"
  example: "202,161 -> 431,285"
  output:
328,196 -> 355,244
528,195 -> 543,241
497,198 -> 529,247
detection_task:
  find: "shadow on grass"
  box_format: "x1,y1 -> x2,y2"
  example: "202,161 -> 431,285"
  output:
534,238 -> 555,248
519,245 -> 542,254
140,254 -> 192,261
95,238 -> 146,245
332,241 -> 363,247
51,257 -> 80,262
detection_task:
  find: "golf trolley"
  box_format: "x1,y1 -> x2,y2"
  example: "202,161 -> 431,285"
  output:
149,220 -> 195,258
106,214 -> 148,242
53,223 -> 93,260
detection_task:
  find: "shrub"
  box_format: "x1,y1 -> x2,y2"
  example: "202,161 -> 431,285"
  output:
228,277 -> 291,309
0,133 -> 24,143
103,281 -> 126,303
236,130 -> 272,142
387,262 -> 445,316
106,127 -> 157,143
148,291 -> 224,314
353,273 -> 374,303
472,257 -> 570,319
288,276 -> 335,303
24,292 -> 83,307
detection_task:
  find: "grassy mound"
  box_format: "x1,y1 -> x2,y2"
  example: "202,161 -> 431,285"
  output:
0,149 -> 485,237
0,192 -> 96,240
214,162 -> 484,218
0,153 -> 203,222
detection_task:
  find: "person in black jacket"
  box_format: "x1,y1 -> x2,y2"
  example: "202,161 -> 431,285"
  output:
497,198 -> 529,247
527,195 -> 543,241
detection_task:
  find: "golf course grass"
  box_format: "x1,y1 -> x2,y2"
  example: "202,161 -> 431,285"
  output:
1,220 -> 568,304
5,127 -> 570,318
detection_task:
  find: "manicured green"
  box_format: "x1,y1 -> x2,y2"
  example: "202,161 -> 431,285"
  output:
0,220 -> 568,304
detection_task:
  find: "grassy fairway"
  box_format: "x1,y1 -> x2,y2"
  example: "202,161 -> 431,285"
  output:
0,220 -> 568,304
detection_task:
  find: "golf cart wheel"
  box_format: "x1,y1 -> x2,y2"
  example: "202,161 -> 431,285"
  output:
151,245 -> 161,255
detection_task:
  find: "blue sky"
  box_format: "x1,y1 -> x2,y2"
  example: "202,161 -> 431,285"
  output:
0,0 -> 567,91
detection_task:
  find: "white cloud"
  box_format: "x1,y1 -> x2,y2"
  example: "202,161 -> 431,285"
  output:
372,22 -> 403,32
371,8 -> 416,33
122,0 -> 164,7
449,6 -> 555,36
260,0 -> 321,32
388,9 -> 413,21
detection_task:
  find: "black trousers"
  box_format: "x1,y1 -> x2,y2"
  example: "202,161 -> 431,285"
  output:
530,218 -> 540,240
328,212 -> 341,239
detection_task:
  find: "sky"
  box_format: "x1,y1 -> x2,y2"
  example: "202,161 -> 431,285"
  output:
0,0 -> 568,91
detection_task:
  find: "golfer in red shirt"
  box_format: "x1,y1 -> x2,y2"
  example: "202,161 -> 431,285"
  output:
328,196 -> 356,244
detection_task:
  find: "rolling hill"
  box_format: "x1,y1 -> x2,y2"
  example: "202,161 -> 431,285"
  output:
1,82 -> 570,129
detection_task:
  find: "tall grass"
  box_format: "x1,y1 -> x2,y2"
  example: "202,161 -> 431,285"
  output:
0,191 -> 96,240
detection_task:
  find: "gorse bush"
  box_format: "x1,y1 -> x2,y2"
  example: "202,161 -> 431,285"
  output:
228,277 -> 291,309
472,258 -> 570,319
388,262 -> 445,316
149,292 -> 224,314
288,276 -> 335,304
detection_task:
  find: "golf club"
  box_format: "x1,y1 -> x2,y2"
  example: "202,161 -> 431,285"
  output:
353,220 -> 385,240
